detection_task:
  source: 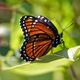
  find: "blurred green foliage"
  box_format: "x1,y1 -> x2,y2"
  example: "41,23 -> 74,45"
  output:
0,0 -> 80,80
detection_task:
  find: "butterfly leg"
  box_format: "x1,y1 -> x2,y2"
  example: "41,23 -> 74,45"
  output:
61,39 -> 66,48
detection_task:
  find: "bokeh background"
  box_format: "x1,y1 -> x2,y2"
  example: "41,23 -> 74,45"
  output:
0,0 -> 80,80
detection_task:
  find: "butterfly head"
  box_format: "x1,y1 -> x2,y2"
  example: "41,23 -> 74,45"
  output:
52,32 -> 63,47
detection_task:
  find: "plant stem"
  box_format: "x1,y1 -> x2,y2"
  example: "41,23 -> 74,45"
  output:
70,65 -> 79,80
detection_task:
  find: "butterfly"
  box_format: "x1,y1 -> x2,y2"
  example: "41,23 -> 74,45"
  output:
20,15 -> 63,61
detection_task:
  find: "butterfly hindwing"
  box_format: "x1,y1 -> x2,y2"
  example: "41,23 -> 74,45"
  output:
20,41 -> 33,61
20,34 -> 52,61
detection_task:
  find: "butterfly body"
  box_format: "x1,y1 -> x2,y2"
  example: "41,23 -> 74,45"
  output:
20,15 -> 63,61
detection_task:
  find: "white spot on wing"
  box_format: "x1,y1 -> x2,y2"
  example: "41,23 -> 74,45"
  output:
21,57 -> 23,59
47,26 -> 49,28
56,39 -> 58,41
25,30 -> 27,32
29,17 -> 32,19
57,35 -> 59,38
25,34 -> 28,36
44,19 -> 47,22
26,57 -> 29,59
35,20 -> 38,22
33,22 -> 36,24
32,25 -> 34,27
23,46 -> 25,49
23,24 -> 25,26
40,17 -> 44,19
25,16 -> 27,18
24,54 -> 27,56
23,16 -> 27,20
23,51 -> 25,53
37,16 -> 40,18
23,18 -> 26,20
23,21 -> 25,23
24,39 -> 26,42
24,27 -> 26,29
56,41 -> 58,44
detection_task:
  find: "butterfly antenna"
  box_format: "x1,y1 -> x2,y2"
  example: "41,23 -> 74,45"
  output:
62,18 -> 75,32
51,17 -> 75,34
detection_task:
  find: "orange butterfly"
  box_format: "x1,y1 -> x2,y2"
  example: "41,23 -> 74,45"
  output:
20,15 -> 63,61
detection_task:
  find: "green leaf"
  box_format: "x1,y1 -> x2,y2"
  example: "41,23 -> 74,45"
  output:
74,48 -> 80,60
1,46 -> 80,80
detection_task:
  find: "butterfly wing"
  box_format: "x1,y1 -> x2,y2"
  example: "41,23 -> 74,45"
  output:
20,38 -> 51,61
20,15 -> 59,61
35,15 -> 58,34
20,15 -> 59,41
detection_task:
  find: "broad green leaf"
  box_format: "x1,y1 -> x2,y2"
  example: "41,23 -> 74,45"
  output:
0,46 -> 80,80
